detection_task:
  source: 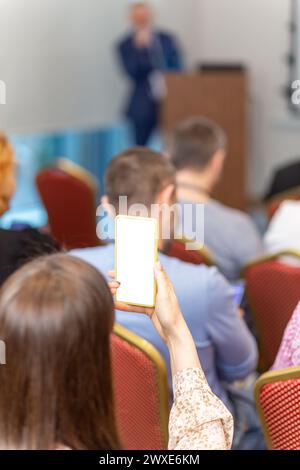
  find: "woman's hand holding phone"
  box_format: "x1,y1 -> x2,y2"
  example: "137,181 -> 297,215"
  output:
109,262 -> 201,374
109,262 -> 182,341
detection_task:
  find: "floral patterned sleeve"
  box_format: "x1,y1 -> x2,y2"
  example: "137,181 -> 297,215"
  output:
168,368 -> 234,450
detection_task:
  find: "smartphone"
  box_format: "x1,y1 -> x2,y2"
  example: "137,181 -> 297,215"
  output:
115,215 -> 158,308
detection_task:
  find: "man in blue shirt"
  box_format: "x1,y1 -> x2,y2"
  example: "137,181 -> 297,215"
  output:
117,2 -> 182,145
72,147 -> 262,449
169,117 -> 263,280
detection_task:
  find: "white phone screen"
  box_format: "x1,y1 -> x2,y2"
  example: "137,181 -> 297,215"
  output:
115,216 -> 158,307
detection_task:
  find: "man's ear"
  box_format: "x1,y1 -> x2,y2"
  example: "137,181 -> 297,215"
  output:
156,183 -> 176,206
211,149 -> 226,174
101,195 -> 115,218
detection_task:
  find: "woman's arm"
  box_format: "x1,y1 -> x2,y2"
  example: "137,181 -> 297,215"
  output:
109,262 -> 234,451
169,368 -> 233,450
151,263 -> 233,450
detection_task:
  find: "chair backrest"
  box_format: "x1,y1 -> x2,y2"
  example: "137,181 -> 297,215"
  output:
167,239 -> 214,266
244,252 -> 300,369
36,160 -> 100,250
111,324 -> 169,450
255,367 -> 300,450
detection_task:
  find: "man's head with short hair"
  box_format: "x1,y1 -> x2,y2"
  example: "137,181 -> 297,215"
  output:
130,2 -> 153,29
171,117 -> 227,172
104,147 -> 176,211
169,117 -> 227,195
103,147 -> 176,249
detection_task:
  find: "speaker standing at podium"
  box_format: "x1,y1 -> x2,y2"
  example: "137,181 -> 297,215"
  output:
118,2 -> 183,146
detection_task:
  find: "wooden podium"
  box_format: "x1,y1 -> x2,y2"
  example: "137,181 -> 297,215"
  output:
161,70 -> 248,210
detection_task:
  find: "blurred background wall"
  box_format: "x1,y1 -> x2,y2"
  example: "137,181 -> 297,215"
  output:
0,0 -> 197,133
1,0 -> 300,203
196,0 -> 294,197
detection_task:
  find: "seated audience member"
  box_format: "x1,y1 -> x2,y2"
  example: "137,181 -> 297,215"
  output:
0,134 -> 57,285
169,117 -> 263,281
264,160 -> 300,201
72,148 -> 263,450
264,200 -> 300,265
273,301 -> 300,370
0,254 -> 233,450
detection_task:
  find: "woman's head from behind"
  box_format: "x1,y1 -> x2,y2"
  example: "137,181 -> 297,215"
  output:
0,134 -> 16,216
0,254 -> 120,450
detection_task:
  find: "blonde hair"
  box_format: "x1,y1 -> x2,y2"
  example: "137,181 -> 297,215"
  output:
0,134 -> 15,215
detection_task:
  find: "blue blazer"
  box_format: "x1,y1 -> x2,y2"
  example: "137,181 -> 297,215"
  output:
118,31 -> 183,125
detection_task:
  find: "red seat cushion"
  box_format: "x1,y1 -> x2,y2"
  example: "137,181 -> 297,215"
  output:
36,168 -> 99,249
245,261 -> 300,368
260,379 -> 300,450
167,240 -> 208,265
111,333 -> 168,450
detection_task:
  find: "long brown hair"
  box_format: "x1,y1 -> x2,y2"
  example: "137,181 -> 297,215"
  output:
0,254 -> 121,450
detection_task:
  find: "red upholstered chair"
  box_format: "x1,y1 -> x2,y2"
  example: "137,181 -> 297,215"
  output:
111,324 -> 169,450
255,366 -> 300,450
167,239 -> 214,266
244,251 -> 300,369
36,159 -> 101,250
